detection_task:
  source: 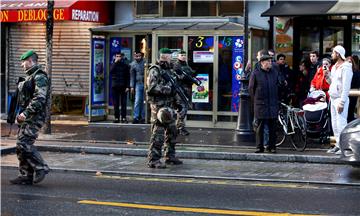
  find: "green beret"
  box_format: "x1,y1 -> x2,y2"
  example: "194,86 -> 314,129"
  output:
20,50 -> 35,60
179,50 -> 186,54
159,48 -> 172,54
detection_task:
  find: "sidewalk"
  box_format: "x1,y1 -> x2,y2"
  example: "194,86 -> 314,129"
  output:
0,118 -> 341,164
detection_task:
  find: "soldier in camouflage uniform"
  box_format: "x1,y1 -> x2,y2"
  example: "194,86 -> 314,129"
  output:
172,50 -> 195,136
146,48 -> 184,169
10,50 -> 50,185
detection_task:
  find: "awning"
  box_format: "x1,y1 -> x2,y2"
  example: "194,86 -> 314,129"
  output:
327,0 -> 360,15
0,0 -> 111,23
261,1 -> 347,17
90,21 -> 244,33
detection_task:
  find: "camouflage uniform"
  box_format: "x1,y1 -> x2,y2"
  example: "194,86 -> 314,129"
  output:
146,62 -> 183,166
172,60 -> 194,131
16,64 -> 50,178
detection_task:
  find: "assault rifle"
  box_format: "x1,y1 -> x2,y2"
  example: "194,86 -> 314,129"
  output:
174,68 -> 201,86
7,77 -> 25,124
161,71 -> 192,109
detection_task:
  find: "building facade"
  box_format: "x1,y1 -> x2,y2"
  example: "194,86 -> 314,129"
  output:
89,0 -> 270,128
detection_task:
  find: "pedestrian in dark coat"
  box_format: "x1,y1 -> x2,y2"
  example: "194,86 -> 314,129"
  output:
110,52 -> 130,123
249,53 -> 279,153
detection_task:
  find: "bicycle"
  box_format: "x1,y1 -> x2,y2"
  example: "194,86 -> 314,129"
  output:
276,102 -> 307,151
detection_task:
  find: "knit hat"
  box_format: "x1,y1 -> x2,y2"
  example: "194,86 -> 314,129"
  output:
333,45 -> 346,60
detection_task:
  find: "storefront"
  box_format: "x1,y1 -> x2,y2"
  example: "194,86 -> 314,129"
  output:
1,0 -> 111,114
89,20 -> 265,128
262,1 -> 360,69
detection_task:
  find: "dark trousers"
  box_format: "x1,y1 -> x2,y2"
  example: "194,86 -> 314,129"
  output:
256,118 -> 276,150
112,86 -> 127,119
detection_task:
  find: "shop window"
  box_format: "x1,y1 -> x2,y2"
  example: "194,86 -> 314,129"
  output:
323,27 -> 344,55
299,26 -> 320,57
188,36 -> 214,112
158,36 -> 183,60
352,22 -> 360,56
136,1 -> 159,16
163,1 -> 188,17
219,1 -> 244,16
218,36 -> 244,112
191,1 -> 216,16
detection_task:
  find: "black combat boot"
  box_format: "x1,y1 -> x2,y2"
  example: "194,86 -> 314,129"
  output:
165,157 -> 183,165
33,169 -> 49,184
147,160 -> 166,169
10,175 -> 33,185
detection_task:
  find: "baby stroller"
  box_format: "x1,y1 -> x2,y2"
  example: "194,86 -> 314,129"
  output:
302,90 -> 330,145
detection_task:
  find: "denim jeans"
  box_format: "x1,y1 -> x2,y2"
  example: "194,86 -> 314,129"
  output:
133,83 -> 145,120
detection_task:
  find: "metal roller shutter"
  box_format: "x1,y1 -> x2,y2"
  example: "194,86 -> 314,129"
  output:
8,21 -> 102,96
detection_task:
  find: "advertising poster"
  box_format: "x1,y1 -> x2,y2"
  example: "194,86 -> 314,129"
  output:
91,38 -> 106,104
275,17 -> 293,67
192,74 -> 209,103
109,37 -> 132,105
231,36 -> 244,112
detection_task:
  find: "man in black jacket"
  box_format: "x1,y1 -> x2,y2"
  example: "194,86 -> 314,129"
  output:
249,53 -> 279,153
110,52 -> 130,123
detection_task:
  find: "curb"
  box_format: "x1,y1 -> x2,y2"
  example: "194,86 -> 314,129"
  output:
35,144 -> 344,165
3,165 -> 359,186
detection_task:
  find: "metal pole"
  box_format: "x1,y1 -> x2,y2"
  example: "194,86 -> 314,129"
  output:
235,0 -> 254,141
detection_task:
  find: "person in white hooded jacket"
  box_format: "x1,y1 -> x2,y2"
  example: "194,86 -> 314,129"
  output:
327,45 -> 353,154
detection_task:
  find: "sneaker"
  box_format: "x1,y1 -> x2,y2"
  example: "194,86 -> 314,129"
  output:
33,169 -> 49,184
113,119 -> 120,123
335,150 -> 343,155
120,118 -> 128,123
147,160 -> 166,169
255,148 -> 264,153
326,147 -> 340,154
10,176 -> 33,185
178,128 -> 190,136
165,157 -> 183,165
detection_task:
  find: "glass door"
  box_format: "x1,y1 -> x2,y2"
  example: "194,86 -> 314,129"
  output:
187,36 -> 214,124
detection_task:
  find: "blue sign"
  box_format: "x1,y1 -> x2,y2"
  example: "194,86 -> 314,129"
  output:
231,36 -> 244,112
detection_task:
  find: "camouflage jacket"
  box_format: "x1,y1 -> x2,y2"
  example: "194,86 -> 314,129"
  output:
146,63 -> 176,106
18,65 -> 49,124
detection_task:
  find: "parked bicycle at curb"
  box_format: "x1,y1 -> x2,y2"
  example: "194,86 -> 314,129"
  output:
276,102 -> 307,151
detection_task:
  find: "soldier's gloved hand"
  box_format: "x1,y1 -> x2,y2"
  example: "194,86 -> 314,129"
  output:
161,86 -> 172,95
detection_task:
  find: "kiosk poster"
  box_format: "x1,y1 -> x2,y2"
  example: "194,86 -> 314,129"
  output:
91,38 -> 106,104
192,74 -> 209,103
231,36 -> 244,112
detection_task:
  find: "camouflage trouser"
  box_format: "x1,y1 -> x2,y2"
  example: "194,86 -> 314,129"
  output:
148,104 -> 178,162
16,123 -> 49,177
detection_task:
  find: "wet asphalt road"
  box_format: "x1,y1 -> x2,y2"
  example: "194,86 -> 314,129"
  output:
2,167 -> 360,216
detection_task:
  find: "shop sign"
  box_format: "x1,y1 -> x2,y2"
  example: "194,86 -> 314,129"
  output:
192,74 -> 209,103
193,51 -> 214,63
91,38 -> 106,105
0,0 -> 110,23
0,9 -> 65,22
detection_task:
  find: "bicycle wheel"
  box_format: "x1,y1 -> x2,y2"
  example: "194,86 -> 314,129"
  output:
290,115 -> 307,151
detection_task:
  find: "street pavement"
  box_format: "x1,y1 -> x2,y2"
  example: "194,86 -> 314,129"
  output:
2,167 -> 360,216
1,119 -> 356,186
